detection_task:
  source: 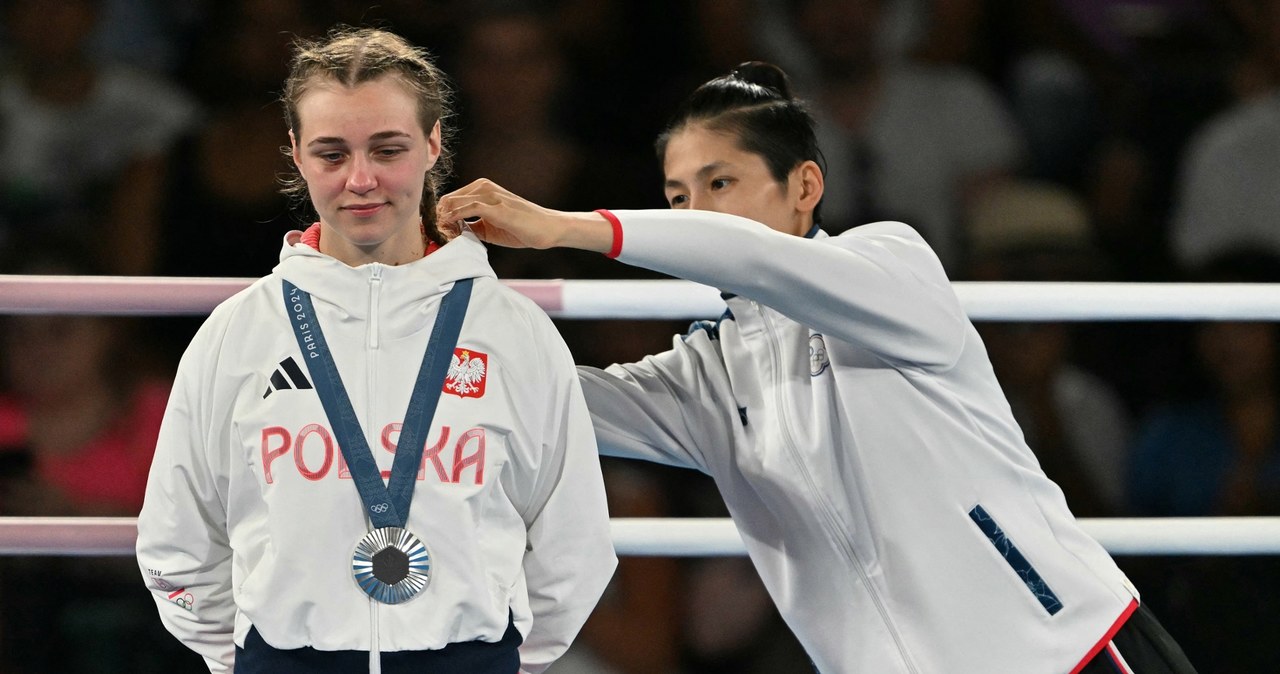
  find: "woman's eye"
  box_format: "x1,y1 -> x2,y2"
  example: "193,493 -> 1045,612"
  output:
376,147 -> 405,158
669,194 -> 688,207
710,178 -> 730,190
318,152 -> 343,163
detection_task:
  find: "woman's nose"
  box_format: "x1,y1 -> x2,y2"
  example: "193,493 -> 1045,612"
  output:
346,156 -> 377,193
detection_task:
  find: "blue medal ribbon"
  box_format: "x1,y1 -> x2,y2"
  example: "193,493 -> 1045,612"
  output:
281,277 -> 473,529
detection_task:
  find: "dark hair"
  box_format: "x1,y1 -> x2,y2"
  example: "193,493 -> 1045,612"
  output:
279,26 -> 454,245
656,61 -> 825,221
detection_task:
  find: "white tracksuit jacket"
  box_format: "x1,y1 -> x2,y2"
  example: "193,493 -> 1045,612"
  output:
579,210 -> 1138,674
136,231 -> 616,673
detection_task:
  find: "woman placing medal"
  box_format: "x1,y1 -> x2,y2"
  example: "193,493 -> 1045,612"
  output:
438,63 -> 1198,673
136,27 -> 616,674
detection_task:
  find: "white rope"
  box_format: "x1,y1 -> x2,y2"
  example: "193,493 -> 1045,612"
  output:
2,517 -> 1278,557
5,275 -> 1280,320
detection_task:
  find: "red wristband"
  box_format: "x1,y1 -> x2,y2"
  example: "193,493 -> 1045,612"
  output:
595,209 -> 623,259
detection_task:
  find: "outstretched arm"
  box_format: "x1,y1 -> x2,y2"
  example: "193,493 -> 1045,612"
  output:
440,180 -> 967,369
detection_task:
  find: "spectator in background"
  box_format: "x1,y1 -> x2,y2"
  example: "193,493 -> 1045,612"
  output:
450,5 -> 681,372
1125,250 -> 1280,673
452,5 -> 658,282
966,181 -> 1132,517
453,6 -> 588,281
84,0 -> 205,75
765,0 -> 1025,272
0,0 -> 199,275
965,0 -> 1239,282
0,233 -> 199,673
0,235 -> 169,518
156,0 -> 316,280
1129,251 -> 1280,518
1170,1 -> 1280,270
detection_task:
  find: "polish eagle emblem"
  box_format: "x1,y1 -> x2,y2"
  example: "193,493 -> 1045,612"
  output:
444,348 -> 488,398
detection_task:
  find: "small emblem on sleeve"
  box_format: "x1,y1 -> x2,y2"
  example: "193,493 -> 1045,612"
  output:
444,348 -> 488,398
167,588 -> 195,611
809,334 -> 830,376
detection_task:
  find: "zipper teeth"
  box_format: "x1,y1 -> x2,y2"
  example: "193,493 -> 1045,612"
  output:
759,307 -> 918,674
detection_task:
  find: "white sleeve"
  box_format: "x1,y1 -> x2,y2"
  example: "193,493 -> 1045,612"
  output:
608,209 -> 968,369
136,322 -> 236,673
577,333 -> 736,473
512,321 -> 618,673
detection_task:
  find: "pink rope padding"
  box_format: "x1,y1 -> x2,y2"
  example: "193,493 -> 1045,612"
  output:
0,275 -> 565,316
503,280 -> 564,313
0,517 -> 137,556
0,276 -> 254,315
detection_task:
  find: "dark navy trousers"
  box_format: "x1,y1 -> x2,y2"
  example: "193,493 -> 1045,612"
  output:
234,613 -> 522,673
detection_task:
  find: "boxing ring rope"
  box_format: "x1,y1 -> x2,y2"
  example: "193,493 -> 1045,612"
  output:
6,275 -> 1280,320
2,517 -> 1280,557
3,274 -> 1280,557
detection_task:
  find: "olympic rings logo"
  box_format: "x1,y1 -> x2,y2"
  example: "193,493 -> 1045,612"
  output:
370,503 -> 390,514
173,593 -> 195,611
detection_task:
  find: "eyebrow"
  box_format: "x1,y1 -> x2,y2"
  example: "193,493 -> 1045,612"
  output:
307,130 -> 413,147
664,161 -> 729,190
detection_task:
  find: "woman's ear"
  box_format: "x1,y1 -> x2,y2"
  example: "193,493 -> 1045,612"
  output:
796,159 -> 825,215
425,120 -> 442,170
289,129 -> 302,171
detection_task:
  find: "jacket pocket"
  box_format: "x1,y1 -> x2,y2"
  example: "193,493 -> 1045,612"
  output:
968,504 -> 1063,616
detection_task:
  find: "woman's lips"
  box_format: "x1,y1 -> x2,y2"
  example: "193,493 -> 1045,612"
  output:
344,203 -> 386,217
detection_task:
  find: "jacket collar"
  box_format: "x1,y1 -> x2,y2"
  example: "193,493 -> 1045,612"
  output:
272,229 -> 495,322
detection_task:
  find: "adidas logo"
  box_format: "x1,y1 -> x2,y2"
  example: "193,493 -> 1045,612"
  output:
262,357 -> 314,399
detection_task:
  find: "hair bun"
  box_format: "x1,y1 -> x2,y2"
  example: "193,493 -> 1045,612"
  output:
731,61 -> 793,99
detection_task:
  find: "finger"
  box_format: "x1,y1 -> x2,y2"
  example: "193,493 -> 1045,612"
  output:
440,177 -> 503,203
437,181 -> 488,212
438,187 -> 500,219
442,199 -> 497,225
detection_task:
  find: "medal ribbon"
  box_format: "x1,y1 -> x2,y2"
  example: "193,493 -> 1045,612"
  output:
282,277 -> 473,529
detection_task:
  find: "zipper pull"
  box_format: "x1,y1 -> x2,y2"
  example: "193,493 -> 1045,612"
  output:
369,265 -> 383,349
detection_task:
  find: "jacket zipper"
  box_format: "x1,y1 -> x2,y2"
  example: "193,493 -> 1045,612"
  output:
758,306 -> 919,673
367,265 -> 383,674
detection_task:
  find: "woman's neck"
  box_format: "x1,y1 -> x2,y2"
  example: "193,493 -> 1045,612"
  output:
307,222 -> 437,266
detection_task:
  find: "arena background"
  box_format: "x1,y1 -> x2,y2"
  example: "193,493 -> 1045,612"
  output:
1,0 -> 1279,671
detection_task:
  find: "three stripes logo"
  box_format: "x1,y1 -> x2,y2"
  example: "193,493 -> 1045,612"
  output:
263,357 -> 314,399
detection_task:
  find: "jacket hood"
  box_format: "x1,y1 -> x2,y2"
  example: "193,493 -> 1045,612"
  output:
272,229 -> 496,323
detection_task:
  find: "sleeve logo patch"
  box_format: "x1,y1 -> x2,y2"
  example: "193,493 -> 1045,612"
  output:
444,348 -> 488,398
167,587 -> 195,611
809,334 -> 830,376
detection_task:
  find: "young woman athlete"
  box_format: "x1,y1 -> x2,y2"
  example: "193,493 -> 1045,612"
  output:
136,27 -> 615,674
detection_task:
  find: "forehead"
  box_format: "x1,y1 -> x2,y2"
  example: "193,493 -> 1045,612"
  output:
663,125 -> 765,179
295,76 -> 422,140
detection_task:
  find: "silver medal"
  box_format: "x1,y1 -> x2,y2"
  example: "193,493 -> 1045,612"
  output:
351,527 -> 431,604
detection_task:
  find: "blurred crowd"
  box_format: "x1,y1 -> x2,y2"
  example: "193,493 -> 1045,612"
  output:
0,0 -> 1279,671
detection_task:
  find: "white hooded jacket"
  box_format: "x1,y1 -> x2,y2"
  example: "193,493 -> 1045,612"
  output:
580,210 -> 1138,674
137,230 -> 616,673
